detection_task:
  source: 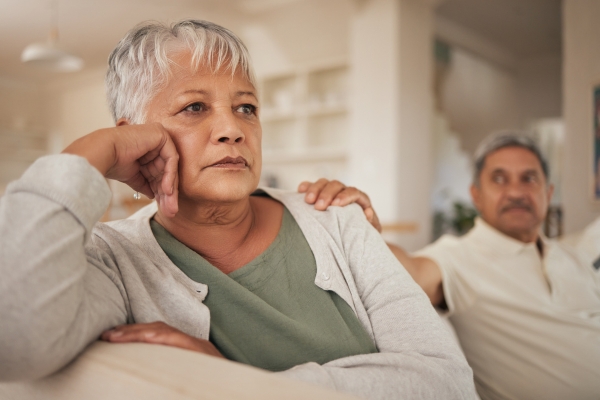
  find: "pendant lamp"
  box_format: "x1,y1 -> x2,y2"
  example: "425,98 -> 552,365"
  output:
21,1 -> 83,72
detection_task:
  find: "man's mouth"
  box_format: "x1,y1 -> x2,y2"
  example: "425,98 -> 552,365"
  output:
208,156 -> 248,169
501,205 -> 532,213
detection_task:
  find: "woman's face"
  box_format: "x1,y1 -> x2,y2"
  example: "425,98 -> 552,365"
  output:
144,52 -> 261,206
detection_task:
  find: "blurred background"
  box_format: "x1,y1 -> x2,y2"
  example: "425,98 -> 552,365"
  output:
0,0 -> 598,251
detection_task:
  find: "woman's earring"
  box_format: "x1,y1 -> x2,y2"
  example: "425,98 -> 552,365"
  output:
133,192 -> 141,200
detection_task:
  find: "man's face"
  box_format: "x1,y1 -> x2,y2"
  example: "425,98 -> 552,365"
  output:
470,146 -> 553,243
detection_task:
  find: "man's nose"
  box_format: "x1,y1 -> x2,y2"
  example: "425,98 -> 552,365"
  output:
505,181 -> 527,198
210,108 -> 245,144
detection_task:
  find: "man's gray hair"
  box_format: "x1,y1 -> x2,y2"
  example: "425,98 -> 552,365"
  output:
106,19 -> 256,124
473,132 -> 549,186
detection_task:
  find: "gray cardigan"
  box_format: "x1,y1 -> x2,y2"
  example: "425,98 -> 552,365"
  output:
0,154 -> 476,399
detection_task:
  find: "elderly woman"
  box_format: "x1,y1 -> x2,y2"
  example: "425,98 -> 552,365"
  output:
0,20 -> 475,399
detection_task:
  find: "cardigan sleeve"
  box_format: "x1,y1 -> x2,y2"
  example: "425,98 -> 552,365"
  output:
278,203 -> 477,400
0,155 -> 128,381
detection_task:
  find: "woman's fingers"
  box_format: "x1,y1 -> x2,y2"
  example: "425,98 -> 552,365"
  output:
156,137 -> 179,217
123,171 -> 155,199
62,123 -> 180,217
159,173 -> 179,218
135,124 -> 179,217
101,322 -> 223,358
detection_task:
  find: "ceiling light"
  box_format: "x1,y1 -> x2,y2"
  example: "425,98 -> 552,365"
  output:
20,1 -> 83,73
21,41 -> 83,72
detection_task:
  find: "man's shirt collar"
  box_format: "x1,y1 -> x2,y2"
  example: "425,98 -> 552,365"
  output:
468,217 -> 546,256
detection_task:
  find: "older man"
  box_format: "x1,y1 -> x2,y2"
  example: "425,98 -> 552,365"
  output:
303,133 -> 600,400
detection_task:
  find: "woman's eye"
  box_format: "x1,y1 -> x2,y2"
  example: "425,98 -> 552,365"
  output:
184,102 -> 204,113
237,104 -> 257,115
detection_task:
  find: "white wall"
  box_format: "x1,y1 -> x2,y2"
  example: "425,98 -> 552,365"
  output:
0,79 -> 45,192
0,78 -> 43,131
396,0 -> 435,249
440,47 -> 520,155
517,54 -> 562,127
562,0 -> 600,233
435,15 -> 562,157
349,0 -> 434,250
348,0 -> 402,225
430,113 -> 472,213
43,68 -> 113,148
240,0 -> 352,78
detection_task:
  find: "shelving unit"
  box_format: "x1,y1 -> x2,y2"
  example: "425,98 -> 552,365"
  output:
259,61 -> 350,190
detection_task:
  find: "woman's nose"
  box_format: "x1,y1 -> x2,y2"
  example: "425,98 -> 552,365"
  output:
210,109 -> 245,144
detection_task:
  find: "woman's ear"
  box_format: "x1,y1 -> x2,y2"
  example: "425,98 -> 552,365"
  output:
116,118 -> 130,127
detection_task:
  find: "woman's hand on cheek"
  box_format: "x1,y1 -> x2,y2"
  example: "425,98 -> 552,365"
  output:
101,322 -> 224,358
62,123 -> 179,217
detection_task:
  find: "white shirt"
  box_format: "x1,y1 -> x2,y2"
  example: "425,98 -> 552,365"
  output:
573,216 -> 600,266
417,218 -> 600,400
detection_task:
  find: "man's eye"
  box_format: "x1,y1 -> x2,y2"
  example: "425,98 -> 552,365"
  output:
492,175 -> 505,184
237,104 -> 257,115
184,103 -> 204,112
523,174 -> 538,183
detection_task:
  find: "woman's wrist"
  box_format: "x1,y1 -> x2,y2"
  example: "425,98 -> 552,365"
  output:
62,128 -> 117,177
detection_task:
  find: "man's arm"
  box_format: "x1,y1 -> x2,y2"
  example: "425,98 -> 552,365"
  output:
300,179 -> 445,307
387,243 -> 445,307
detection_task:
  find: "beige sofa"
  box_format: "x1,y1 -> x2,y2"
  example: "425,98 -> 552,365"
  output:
0,341 -> 357,400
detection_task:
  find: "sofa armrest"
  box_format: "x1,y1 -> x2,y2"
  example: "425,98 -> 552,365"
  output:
0,341 -> 357,400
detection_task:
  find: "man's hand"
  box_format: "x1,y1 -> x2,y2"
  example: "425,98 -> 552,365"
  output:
62,123 -> 179,218
298,179 -> 382,233
101,322 -> 224,358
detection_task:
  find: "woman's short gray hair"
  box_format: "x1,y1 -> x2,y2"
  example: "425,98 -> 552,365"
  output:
473,132 -> 549,186
106,19 -> 256,124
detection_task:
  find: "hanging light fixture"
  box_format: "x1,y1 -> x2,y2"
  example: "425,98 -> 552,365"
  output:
21,0 -> 83,72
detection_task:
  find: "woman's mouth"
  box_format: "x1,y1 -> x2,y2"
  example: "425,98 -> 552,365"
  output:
208,156 -> 248,169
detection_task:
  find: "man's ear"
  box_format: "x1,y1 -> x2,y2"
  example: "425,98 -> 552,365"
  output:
116,118 -> 130,127
546,183 -> 555,204
470,184 -> 481,211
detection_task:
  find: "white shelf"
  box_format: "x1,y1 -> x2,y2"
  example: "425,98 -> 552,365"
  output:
260,110 -> 298,122
258,61 -> 350,190
263,147 -> 347,164
307,105 -> 347,117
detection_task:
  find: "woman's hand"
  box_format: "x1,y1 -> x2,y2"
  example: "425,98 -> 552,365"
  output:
101,322 -> 224,358
298,179 -> 382,233
62,123 -> 179,217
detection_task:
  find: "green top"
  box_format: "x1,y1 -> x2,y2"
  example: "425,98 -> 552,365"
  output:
150,206 -> 377,371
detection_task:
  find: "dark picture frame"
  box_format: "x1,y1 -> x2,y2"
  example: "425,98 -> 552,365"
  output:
594,85 -> 600,201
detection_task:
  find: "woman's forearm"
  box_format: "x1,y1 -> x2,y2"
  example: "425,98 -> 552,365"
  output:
62,124 -> 179,218
0,155 -> 126,381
